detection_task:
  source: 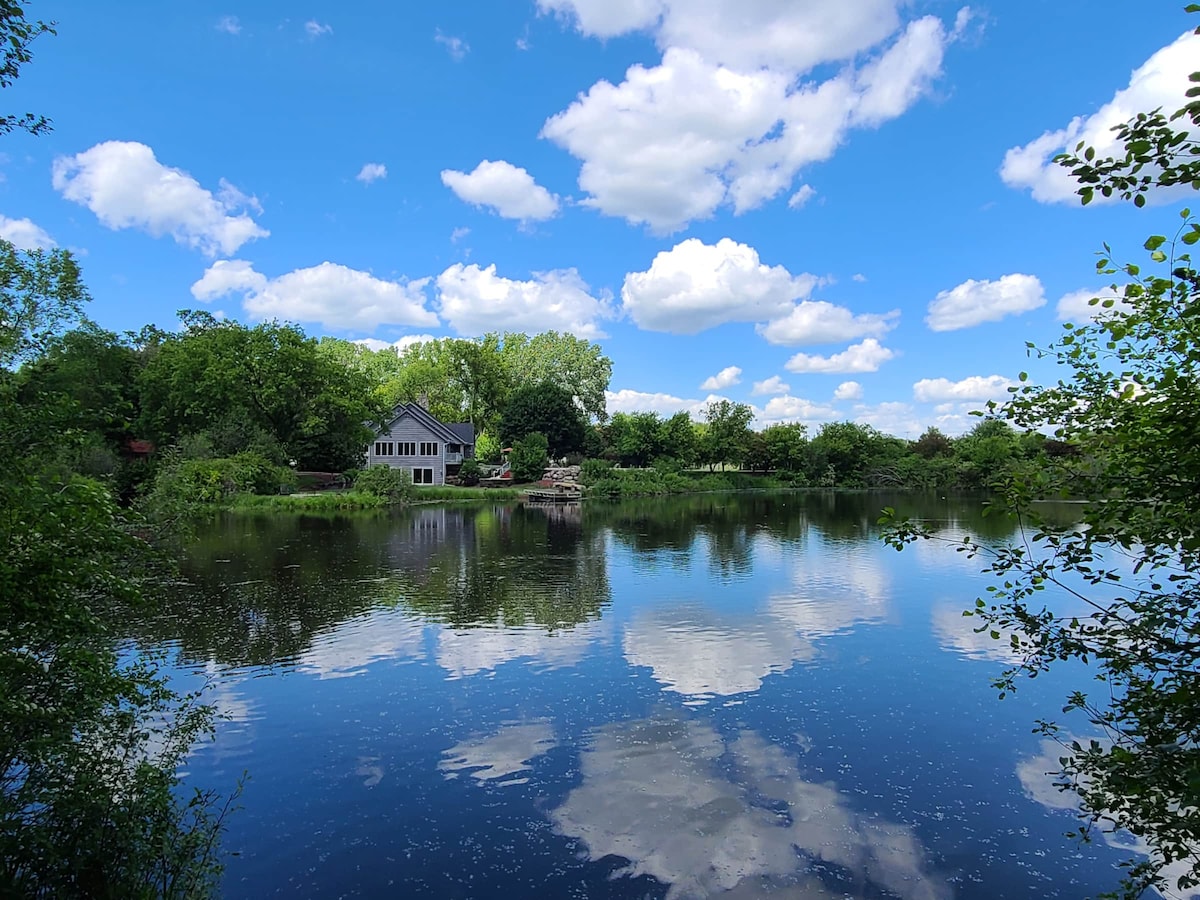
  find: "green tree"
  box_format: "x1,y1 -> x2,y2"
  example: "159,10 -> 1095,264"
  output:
1,242 -> 233,896
1,1 -> 55,136
911,426 -> 953,459
607,411 -> 664,467
509,431 -> 549,482
760,422 -> 808,473
886,22 -> 1200,894
138,315 -> 383,471
498,331 -> 613,422
701,399 -> 753,469
658,411 -> 698,468
499,381 -> 587,458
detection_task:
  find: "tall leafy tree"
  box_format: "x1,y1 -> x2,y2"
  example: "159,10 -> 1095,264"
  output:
498,331 -> 613,422
700,399 -> 754,469
139,315 -> 383,471
886,17 -> 1200,895
499,382 -> 587,458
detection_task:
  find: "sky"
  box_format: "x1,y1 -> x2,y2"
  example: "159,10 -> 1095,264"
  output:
2,1 -> 1196,437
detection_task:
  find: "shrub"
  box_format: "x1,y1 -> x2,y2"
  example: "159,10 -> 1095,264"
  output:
354,465 -> 414,502
510,432 -> 549,483
579,457 -> 614,485
457,457 -> 482,486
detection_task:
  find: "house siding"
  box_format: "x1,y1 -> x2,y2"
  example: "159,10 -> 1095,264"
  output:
367,415 -> 447,485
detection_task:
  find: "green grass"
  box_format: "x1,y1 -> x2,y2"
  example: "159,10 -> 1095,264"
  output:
412,485 -> 523,502
226,491 -> 389,512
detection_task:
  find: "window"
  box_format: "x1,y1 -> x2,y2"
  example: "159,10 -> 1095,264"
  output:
420,442 -> 439,456
397,442 -> 416,456
412,468 -> 434,484
373,441 -> 394,457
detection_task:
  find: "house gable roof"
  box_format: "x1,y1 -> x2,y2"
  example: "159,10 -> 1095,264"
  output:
446,422 -> 475,446
380,402 -> 472,445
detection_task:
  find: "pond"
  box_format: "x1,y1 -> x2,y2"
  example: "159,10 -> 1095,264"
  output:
133,492 -> 1162,898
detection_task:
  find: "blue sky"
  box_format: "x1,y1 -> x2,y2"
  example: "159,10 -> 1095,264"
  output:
3,1 -> 1196,436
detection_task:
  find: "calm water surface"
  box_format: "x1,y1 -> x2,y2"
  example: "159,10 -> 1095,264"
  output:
132,492 -> 1156,898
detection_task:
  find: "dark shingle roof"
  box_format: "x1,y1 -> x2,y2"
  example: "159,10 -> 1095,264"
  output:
447,422 -> 475,446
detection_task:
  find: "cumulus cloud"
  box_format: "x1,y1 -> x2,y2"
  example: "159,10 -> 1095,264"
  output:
435,31 -> 470,60
758,394 -> 839,425
700,366 -> 741,390
0,214 -> 55,250
191,259 -> 437,331
926,273 -> 1045,332
215,15 -> 241,35
620,238 -> 820,334
751,375 -> 790,396
305,19 -> 332,38
757,299 -> 898,346
52,141 -> 268,256
784,338 -> 895,374
833,380 -> 863,401
1056,288 -> 1129,321
436,263 -> 611,338
605,388 -> 721,419
540,8 -> 965,231
1001,31 -> 1200,204
356,162 -> 387,184
441,160 -> 559,221
913,375 -> 1015,403
852,401 -> 925,439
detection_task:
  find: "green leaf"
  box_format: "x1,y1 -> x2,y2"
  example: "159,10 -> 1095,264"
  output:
1144,235 -> 1166,251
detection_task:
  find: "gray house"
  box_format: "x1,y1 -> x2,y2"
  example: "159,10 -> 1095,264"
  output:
366,401 -> 476,486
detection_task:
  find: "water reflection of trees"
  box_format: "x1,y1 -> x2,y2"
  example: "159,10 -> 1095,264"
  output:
590,491 -> 1035,569
119,504 -> 611,668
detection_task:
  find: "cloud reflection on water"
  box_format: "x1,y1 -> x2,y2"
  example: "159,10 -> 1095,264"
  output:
549,712 -> 950,899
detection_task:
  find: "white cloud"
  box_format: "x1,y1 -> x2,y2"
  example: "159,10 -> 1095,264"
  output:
852,273 -> 867,283
537,0 -> 664,40
784,338 -> 895,374
436,263 -> 612,338
356,162 -> 387,184
541,12 -> 963,231
1056,288 -> 1129,321
1000,31 -> 1200,204
305,19 -> 332,38
450,226 -> 470,243
751,375 -> 790,396
0,214 -> 55,250
851,401 -> 925,439
540,0 -> 904,73
700,366 -> 741,390
758,394 -> 839,425
52,141 -> 268,256
833,380 -> 863,401
216,15 -> 241,35
621,237 -> 820,334
757,300 -> 898,346
353,335 -> 439,353
441,160 -> 559,222
435,31 -> 470,60
913,375 -> 1015,403
605,388 -> 723,419
926,273 -> 1045,332
191,259 -> 437,331
787,184 -> 816,209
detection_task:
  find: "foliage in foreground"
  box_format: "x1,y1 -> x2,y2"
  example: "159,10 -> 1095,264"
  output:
885,26 -> 1200,895
2,242 -> 234,895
